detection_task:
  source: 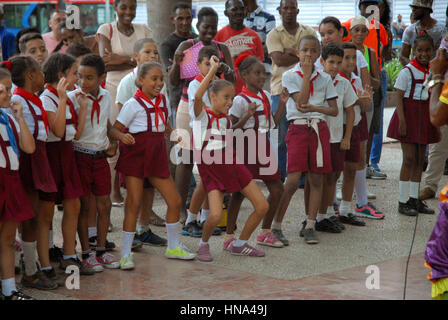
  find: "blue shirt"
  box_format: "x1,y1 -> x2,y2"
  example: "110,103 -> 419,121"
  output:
0,26 -> 16,60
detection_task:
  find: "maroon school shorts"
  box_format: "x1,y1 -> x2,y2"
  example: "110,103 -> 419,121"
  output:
330,143 -> 346,172
75,151 -> 111,197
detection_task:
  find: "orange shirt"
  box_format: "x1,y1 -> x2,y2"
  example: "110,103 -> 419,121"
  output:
342,18 -> 388,67
440,81 -> 448,105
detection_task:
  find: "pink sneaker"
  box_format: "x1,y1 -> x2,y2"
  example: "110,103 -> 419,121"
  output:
230,243 -> 265,257
223,237 -> 236,251
97,252 -> 120,269
197,243 -> 213,262
83,252 -> 104,272
257,231 -> 284,248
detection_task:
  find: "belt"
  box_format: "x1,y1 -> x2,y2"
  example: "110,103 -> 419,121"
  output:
291,118 -> 324,168
73,146 -> 107,159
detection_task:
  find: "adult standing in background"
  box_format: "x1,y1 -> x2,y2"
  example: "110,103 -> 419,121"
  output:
214,0 -> 264,94
400,0 -> 446,66
392,14 -> 406,39
0,5 -> 15,60
160,2 -> 197,125
42,10 -> 67,54
266,0 -> 316,182
97,0 -> 152,205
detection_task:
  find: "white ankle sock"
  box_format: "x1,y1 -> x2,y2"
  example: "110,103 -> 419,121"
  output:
166,222 -> 180,250
185,210 -> 198,225
199,239 -> 208,246
49,231 -> 54,248
88,227 -> 97,238
410,182 -> 419,199
399,181 -> 410,203
121,231 -> 135,258
200,209 -> 210,224
22,241 -> 38,276
63,254 -> 77,260
316,213 -> 326,222
327,206 -> 335,218
305,219 -> 316,229
271,220 -> 282,230
339,200 -> 351,217
136,224 -> 149,235
355,169 -> 368,207
1,278 -> 16,296
233,239 -> 247,247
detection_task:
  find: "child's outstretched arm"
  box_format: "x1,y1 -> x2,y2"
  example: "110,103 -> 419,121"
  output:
49,78 -> 69,138
74,92 -> 89,141
273,87 -> 289,127
194,55 -> 219,118
341,105 -> 355,151
9,100 -> 35,154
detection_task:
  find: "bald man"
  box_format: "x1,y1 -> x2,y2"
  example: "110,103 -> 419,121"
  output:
42,10 -> 67,54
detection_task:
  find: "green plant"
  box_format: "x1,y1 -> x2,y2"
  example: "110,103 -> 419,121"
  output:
384,57 -> 402,91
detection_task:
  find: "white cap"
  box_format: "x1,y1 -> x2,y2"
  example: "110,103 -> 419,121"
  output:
350,15 -> 369,30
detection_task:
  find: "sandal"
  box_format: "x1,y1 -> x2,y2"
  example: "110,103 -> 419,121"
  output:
149,211 -> 166,226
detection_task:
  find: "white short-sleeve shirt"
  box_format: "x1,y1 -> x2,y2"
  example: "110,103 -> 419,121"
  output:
117,94 -> 171,134
324,74 -> 358,143
40,89 -> 77,142
315,50 -> 368,76
394,63 -> 430,101
69,87 -> 112,151
0,115 -> 20,170
229,90 -> 275,132
282,63 -> 338,121
187,78 -> 211,128
10,94 -> 47,142
115,67 -> 168,106
191,109 -> 229,151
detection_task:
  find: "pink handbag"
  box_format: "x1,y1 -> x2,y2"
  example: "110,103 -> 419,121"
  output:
180,40 -> 204,80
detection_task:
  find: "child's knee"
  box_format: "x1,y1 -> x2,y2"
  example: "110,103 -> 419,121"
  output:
206,212 -> 222,226
403,154 -> 414,168
256,198 -> 269,216
97,197 -> 112,214
270,184 -> 283,201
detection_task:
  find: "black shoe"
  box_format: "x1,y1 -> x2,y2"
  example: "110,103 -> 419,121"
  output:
408,198 -> 435,214
329,215 -> 345,230
398,201 -> 418,216
21,271 -> 58,290
41,267 -> 64,287
89,236 -> 116,251
299,220 -> 306,237
338,213 -> 366,226
198,221 -> 222,236
135,229 -> 167,246
316,218 -> 342,233
181,221 -> 202,237
1,290 -> 34,300
303,228 -> 319,244
49,246 -> 63,263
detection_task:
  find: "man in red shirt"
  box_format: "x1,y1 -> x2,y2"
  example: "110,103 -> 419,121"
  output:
215,0 -> 264,93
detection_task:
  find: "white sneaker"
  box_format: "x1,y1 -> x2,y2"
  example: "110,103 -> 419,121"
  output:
120,253 -> 135,270
82,252 -> 104,273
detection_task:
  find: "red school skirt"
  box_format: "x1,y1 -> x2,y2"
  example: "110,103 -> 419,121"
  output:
195,146 -> 253,194
0,168 -> 34,222
39,141 -> 83,203
19,140 -> 57,193
236,131 -> 280,181
387,98 -> 440,145
116,131 -> 171,180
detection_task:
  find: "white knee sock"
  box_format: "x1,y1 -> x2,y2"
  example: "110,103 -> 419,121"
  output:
22,241 -> 38,276
399,181 -> 410,203
200,209 -> 210,224
121,231 -> 135,258
166,222 -> 179,250
355,169 -> 368,207
410,182 -> 420,199
339,200 -> 351,217
1,278 -> 16,296
185,210 -> 198,225
88,227 -> 97,239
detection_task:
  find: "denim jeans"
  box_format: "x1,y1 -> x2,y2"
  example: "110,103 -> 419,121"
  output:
271,94 -> 289,182
370,69 -> 387,165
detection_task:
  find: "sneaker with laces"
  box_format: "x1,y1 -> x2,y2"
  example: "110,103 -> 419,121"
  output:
271,229 -> 289,246
120,253 -> 135,270
315,218 -> 342,233
131,238 -> 143,251
367,166 -> 387,180
136,229 -> 167,246
59,257 -> 95,275
0,290 -> 34,300
21,271 -> 58,290
82,253 -> 104,272
41,267 -> 64,287
339,213 -> 366,226
223,236 -> 236,251
89,236 -> 116,251
181,221 -> 202,238
198,221 -> 222,236
328,215 -> 345,230
230,243 -> 265,257
97,252 -> 120,269
408,197 -> 435,214
165,245 -> 196,260
398,201 -> 418,216
257,231 -> 284,248
197,243 -> 213,262
354,202 -> 385,219
303,228 -> 319,244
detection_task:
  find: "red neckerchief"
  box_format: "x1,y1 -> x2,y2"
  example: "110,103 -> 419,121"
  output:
194,74 -> 204,83
46,85 -> 78,129
296,71 -> 319,98
205,108 -> 226,130
409,58 -> 430,83
240,86 -> 271,125
333,80 -> 339,87
338,72 -> 357,94
13,87 -> 49,133
86,93 -> 103,126
135,89 -> 166,131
